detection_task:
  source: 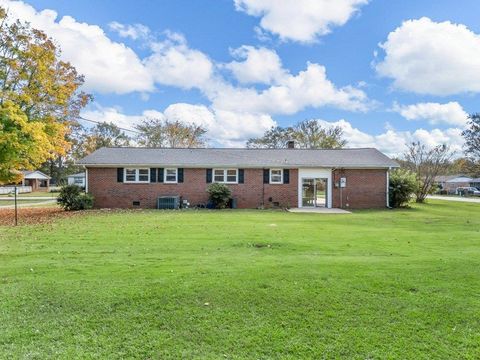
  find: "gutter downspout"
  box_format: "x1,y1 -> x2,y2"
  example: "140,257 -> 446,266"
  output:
386,167 -> 392,209
85,167 -> 88,194
332,168 -> 342,209
338,168 -> 344,209
262,168 -> 265,209
330,168 -> 335,208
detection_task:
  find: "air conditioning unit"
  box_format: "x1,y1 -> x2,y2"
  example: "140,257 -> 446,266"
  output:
157,196 -> 180,210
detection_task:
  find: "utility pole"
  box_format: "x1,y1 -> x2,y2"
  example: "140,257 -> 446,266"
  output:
14,185 -> 18,226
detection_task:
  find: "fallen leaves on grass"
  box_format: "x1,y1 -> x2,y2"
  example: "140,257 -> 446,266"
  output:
0,207 -> 79,226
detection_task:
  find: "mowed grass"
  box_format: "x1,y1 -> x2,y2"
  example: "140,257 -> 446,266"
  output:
1,201 -> 479,359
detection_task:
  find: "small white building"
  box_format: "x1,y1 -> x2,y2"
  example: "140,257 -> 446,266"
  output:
21,170 -> 51,192
67,172 -> 86,187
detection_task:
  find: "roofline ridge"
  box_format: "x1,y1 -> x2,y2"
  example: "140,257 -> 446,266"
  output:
98,146 -> 379,151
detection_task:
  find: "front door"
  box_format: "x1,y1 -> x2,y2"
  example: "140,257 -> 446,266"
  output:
301,178 -> 328,207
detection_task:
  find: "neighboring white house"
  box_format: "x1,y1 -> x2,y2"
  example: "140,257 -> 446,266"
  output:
21,170 -> 51,192
67,172 -> 86,187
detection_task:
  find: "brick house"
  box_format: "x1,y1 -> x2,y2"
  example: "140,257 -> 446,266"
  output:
77,147 -> 399,209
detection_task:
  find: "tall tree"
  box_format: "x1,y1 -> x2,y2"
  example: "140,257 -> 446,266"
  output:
42,122 -> 132,184
76,122 -> 131,157
462,113 -> 480,159
135,118 -> 207,148
40,121 -> 90,184
0,7 -> 90,183
246,126 -> 293,148
403,142 -> 452,203
293,119 -> 347,149
446,157 -> 479,177
246,119 -> 347,149
462,113 -> 480,176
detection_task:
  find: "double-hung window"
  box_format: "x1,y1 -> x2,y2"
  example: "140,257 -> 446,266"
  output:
213,169 -> 238,183
125,169 -> 137,182
270,169 -> 283,184
124,168 -> 150,183
164,168 -> 178,183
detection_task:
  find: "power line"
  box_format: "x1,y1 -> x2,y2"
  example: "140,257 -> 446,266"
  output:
76,116 -> 141,134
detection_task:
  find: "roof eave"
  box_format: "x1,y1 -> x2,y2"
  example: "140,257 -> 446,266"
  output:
78,163 -> 398,169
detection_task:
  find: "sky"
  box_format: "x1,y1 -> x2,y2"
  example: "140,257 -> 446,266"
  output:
2,0 -> 480,155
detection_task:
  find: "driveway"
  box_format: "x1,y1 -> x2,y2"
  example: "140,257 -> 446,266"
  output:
427,195 -> 480,203
0,199 -> 57,208
288,208 -> 351,214
0,196 -> 56,201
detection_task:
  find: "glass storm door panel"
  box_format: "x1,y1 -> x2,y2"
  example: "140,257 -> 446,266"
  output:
302,178 -> 316,207
316,178 -> 327,207
301,178 -> 328,207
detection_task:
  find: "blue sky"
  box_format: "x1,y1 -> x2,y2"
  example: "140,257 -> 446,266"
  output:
3,0 -> 480,154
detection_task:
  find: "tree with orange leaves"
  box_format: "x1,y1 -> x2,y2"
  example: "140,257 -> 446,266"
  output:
0,7 -> 91,183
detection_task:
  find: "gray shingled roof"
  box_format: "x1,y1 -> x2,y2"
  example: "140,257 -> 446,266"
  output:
21,170 -> 51,179
77,147 -> 399,169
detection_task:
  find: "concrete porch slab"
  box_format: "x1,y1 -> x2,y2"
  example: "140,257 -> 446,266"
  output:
287,207 -> 351,214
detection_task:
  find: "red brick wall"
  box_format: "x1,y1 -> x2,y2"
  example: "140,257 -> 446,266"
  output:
331,169 -> 387,209
87,167 -> 298,209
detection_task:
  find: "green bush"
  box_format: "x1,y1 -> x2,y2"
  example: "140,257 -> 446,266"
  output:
207,183 -> 232,209
389,169 -> 418,208
57,185 -> 94,211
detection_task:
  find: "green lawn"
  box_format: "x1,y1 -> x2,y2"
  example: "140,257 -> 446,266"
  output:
1,201 -> 479,359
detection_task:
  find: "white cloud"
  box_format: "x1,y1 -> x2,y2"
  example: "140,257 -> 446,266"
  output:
82,103 -> 275,147
144,32 -> 214,90
314,119 -> 464,156
142,39 -> 371,115
81,104 -> 466,154
2,0 -> 212,94
81,106 -> 148,130
109,21 -> 150,40
224,46 -> 286,84
393,102 -> 468,127
164,104 -> 275,146
234,0 -> 369,43
0,1 -> 370,118
211,63 -> 370,114
211,109 -> 275,146
376,17 -> 480,95
2,0 -> 375,147
0,0 -> 154,94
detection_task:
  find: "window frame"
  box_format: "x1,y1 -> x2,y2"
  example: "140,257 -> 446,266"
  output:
73,177 -> 84,185
213,168 -> 238,184
269,169 -> 283,184
138,168 -> 150,182
124,168 -> 150,183
164,168 -> 178,184
125,168 -> 137,183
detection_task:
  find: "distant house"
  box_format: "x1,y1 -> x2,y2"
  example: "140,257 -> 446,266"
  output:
77,147 -> 399,210
435,174 -> 477,194
470,178 -> 480,189
20,170 -> 50,192
67,172 -> 86,188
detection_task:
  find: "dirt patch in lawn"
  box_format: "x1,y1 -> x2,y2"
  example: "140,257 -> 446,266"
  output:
232,241 -> 285,249
0,207 -> 79,226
